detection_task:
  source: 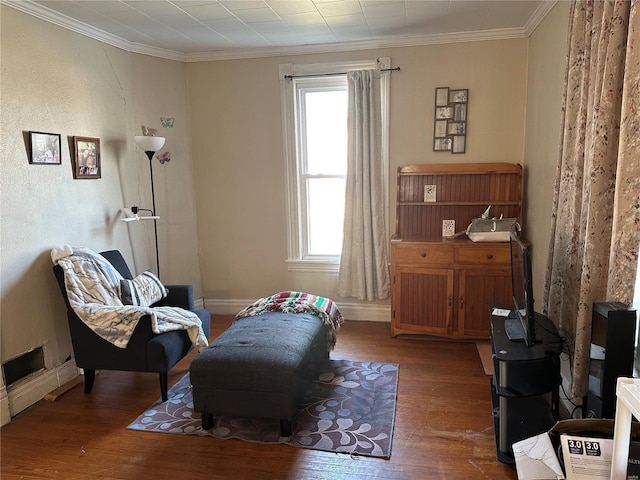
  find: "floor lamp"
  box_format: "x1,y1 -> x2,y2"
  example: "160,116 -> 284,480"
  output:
133,135 -> 166,277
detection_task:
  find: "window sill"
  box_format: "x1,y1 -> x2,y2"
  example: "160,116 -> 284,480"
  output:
286,259 -> 339,273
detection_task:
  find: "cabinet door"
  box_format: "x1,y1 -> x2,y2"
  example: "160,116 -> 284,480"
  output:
392,266 -> 454,336
458,267 -> 511,338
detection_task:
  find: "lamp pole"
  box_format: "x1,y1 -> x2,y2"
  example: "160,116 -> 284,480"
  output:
144,150 -> 160,278
133,135 -> 165,278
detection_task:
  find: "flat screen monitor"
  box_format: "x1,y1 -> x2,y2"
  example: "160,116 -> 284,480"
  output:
505,231 -> 537,346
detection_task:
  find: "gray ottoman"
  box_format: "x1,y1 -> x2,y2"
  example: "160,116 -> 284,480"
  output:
189,311 -> 330,436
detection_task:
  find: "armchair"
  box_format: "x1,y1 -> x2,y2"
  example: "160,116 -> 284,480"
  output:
53,249 -> 210,401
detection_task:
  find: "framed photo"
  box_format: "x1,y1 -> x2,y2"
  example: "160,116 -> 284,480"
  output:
434,120 -> 448,138
452,135 -> 466,154
435,87 -> 449,107
435,106 -> 454,120
454,104 -> 467,121
434,138 -> 452,152
447,122 -> 466,135
72,136 -> 101,179
29,131 -> 61,165
449,89 -> 468,103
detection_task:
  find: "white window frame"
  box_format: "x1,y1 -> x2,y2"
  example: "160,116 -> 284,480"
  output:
279,57 -> 391,273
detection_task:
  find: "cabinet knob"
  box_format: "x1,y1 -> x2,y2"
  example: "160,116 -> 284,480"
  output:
487,253 -> 493,259
421,252 -> 427,258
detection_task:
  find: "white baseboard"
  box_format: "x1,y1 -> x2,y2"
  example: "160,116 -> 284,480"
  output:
0,385 -> 10,427
4,359 -> 79,421
204,298 -> 391,323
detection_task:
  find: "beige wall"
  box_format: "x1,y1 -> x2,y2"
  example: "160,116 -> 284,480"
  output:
187,38 -> 529,306
523,1 -> 570,308
0,6 -> 201,413
0,1 -> 571,419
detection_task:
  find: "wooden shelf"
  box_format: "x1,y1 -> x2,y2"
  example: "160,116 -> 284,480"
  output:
391,162 -> 523,340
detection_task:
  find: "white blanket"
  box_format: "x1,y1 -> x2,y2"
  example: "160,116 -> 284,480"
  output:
52,245 -> 208,351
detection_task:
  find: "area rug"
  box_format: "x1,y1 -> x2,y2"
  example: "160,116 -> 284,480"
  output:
128,359 -> 399,458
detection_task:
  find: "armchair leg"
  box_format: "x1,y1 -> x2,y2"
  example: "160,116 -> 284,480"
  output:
83,369 -> 96,394
159,372 -> 168,402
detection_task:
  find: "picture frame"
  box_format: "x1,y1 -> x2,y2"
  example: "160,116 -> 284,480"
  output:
434,138 -> 452,152
435,87 -> 449,107
72,136 -> 101,179
433,87 -> 469,154
447,122 -> 466,135
452,135 -> 466,154
449,89 -> 468,103
29,131 -> 61,165
435,106 -> 454,120
434,120 -> 448,138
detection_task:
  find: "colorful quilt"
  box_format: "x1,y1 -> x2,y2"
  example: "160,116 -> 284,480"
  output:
235,291 -> 344,349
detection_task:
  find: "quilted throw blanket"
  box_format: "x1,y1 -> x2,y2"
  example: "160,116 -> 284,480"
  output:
235,291 -> 344,350
51,245 -> 207,351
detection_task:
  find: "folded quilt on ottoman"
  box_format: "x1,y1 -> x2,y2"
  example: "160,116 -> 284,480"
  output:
190,295 -> 342,436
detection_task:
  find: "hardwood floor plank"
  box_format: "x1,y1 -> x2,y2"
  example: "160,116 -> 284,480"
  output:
1,316 -> 517,480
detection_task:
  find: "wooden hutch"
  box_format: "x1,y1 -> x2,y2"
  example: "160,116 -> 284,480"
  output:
391,163 -> 523,339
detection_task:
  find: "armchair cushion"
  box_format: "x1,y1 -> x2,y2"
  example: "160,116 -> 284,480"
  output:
120,271 -> 168,307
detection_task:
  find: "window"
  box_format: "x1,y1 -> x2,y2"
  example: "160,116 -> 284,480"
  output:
280,58 -> 390,272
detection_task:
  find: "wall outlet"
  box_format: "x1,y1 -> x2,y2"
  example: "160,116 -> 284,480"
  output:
442,220 -> 455,237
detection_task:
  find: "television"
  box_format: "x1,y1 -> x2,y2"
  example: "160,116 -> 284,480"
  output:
505,231 -> 538,346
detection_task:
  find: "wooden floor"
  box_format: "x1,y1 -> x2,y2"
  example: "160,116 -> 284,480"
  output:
1,316 -> 517,480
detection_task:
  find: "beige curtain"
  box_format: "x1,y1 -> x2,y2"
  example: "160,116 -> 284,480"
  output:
544,0 -> 640,399
337,70 -> 390,301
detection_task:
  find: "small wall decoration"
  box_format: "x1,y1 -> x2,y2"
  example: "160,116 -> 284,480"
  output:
161,117 -> 174,128
72,136 -> 101,179
433,87 -> 468,154
157,151 -> 171,164
28,131 -> 61,164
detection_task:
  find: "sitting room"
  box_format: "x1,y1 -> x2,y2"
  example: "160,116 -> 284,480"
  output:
2,1 -> 639,478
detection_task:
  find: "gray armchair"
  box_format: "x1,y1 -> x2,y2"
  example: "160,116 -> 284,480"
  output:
53,250 -> 210,401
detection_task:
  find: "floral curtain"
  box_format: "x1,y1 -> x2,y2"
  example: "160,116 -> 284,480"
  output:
544,0 -> 640,399
337,70 -> 391,301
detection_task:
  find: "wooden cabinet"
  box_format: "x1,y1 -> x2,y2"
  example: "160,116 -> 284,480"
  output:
391,163 -> 522,339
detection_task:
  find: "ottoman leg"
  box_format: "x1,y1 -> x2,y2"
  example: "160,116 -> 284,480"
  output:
280,419 -> 292,437
202,413 -> 214,430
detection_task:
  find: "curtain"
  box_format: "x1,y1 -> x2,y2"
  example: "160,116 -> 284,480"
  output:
543,0 -> 640,399
337,70 -> 391,301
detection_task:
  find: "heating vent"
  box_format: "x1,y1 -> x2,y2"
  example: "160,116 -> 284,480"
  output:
3,346 -> 45,386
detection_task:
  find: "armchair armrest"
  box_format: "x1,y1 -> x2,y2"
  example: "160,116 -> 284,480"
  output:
154,284 -> 194,310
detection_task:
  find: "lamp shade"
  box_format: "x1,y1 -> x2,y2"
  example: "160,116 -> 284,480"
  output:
134,135 -> 165,153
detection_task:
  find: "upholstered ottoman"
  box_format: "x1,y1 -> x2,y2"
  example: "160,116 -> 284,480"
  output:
189,311 -> 330,436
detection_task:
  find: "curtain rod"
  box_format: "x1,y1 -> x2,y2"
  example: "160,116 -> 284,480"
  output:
284,66 -> 400,80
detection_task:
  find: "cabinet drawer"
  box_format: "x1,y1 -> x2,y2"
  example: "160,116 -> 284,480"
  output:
392,244 -> 453,265
457,245 -> 510,265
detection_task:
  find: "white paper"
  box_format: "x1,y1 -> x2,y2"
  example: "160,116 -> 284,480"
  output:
492,307 -> 511,317
513,433 -> 565,480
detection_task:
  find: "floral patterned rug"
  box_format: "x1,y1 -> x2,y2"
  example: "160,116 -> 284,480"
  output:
128,359 -> 399,458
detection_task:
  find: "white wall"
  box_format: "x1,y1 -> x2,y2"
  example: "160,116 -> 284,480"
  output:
186,39 -> 529,310
523,1 -> 570,308
0,5 -> 201,422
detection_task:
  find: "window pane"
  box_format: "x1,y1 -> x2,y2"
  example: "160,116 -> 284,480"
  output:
307,177 -> 345,256
304,90 -> 347,175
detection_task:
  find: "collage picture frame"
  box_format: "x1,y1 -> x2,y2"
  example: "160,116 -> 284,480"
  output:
433,87 -> 468,154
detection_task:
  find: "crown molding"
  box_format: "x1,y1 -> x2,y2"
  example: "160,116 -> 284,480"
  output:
184,27 -> 528,63
3,0 -> 554,63
524,0 -> 558,36
1,0 -> 188,62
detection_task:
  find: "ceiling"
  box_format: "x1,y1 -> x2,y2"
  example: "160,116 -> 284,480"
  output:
6,0 -> 557,61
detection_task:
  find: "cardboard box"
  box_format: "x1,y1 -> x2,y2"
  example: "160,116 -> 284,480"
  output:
513,419 -> 640,480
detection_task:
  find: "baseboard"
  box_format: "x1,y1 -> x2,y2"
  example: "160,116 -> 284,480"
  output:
5,358 -> 79,421
0,385 -> 10,427
204,298 -> 391,322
